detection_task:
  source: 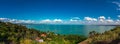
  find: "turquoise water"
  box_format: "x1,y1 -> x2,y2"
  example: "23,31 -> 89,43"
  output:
25,24 -> 115,36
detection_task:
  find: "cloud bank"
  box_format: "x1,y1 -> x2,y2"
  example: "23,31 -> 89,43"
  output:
84,17 -> 97,21
0,18 -> 35,24
0,16 -> 120,25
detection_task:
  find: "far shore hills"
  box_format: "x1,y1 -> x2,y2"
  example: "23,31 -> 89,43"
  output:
19,23 -> 120,26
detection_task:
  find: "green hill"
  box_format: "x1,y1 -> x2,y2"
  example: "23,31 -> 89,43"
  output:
0,21 -> 86,44
79,26 -> 120,44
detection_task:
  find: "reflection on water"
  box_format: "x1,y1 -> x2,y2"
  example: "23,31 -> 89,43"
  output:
25,24 -> 115,36
83,25 -> 115,36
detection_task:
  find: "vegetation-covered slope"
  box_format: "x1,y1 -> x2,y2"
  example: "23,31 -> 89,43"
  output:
0,21 -> 86,44
79,26 -> 120,44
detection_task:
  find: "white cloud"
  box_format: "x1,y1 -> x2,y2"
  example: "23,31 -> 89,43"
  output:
13,20 -> 35,23
106,19 -> 114,23
92,18 -> 97,21
24,20 -> 35,23
0,16 -> 120,25
40,19 -> 52,23
0,18 -> 35,24
0,18 -> 8,20
84,17 -> 93,21
39,19 -> 63,24
70,17 -> 81,22
70,19 -> 78,22
10,19 -> 16,22
98,16 -> 106,19
112,1 -> 120,10
98,16 -> 106,22
9,19 -> 17,23
84,17 -> 97,21
0,18 -> 10,22
53,19 -> 63,23
106,17 -> 114,23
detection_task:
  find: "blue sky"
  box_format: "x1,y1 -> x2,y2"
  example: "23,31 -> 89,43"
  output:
0,0 -> 120,20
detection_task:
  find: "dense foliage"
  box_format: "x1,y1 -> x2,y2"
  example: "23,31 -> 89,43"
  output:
0,21 -> 86,44
79,26 -> 120,44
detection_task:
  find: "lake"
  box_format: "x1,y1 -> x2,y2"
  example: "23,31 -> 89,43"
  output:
25,24 -> 116,36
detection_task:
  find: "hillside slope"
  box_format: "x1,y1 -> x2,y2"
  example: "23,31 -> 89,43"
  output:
0,22 -> 86,44
79,26 -> 120,44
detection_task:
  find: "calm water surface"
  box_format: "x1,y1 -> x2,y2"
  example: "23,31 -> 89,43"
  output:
25,24 -> 116,36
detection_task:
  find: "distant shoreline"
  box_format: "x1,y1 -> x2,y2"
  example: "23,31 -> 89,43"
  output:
19,23 -> 120,26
